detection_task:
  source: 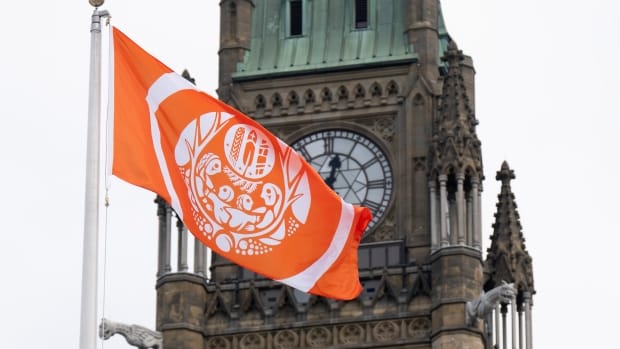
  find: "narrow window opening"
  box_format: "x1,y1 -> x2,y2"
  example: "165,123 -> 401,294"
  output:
355,0 -> 368,29
290,0 -> 303,36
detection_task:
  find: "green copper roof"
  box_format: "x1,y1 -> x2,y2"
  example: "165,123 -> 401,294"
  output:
233,0 -> 416,80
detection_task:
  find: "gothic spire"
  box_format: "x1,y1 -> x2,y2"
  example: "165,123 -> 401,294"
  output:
483,162 -> 535,296
430,40 -> 482,179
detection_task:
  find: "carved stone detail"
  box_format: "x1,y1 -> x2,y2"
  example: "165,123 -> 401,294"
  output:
372,321 -> 399,341
255,94 -> 266,109
484,162 -> 535,295
408,318 -> 431,338
338,324 -> 364,345
320,87 -> 333,103
247,80 -> 408,119
202,316 -> 437,348
372,117 -> 396,143
370,82 -> 382,97
429,41 -> 483,178
98,318 -> 163,349
413,156 -> 426,172
306,327 -> 331,347
206,336 -> 231,349
466,282 -> 516,326
274,330 -> 299,349
386,80 -> 399,96
239,333 -> 265,349
354,84 -> 365,99
413,93 -> 425,106
303,89 -> 315,104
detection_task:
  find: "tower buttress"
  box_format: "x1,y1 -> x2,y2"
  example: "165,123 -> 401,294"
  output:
218,0 -> 253,104
429,40 -> 483,251
404,0 -> 440,81
429,39 -> 485,349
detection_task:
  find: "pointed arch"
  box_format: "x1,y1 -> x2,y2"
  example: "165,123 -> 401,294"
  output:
337,85 -> 349,100
370,82 -> 382,97
271,92 -> 283,107
354,83 -> 365,99
303,88 -> 315,104
320,87 -> 333,102
386,80 -> 399,96
413,92 -> 425,106
287,90 -> 299,106
255,94 -> 266,109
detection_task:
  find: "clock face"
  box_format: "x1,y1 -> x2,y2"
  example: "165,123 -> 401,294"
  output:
291,129 -> 393,232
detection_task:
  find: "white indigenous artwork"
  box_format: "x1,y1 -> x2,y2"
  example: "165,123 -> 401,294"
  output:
174,111 -> 311,256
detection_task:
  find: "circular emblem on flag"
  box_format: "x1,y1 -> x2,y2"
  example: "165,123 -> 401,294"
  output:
174,111 -> 311,256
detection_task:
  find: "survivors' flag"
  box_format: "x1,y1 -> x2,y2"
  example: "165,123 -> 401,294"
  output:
110,27 -> 371,300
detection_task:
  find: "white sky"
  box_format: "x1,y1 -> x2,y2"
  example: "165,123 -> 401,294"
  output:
0,1 -> 618,348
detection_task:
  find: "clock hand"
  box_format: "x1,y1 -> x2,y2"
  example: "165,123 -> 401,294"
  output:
324,154 -> 341,189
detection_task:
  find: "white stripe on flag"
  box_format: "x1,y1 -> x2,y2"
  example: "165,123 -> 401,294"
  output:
276,202 -> 354,292
146,72 -> 199,220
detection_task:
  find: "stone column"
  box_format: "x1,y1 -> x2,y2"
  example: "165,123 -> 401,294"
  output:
456,173 -> 465,245
495,304 -> 501,349
429,180 -> 438,251
501,304 -> 508,349
511,295 -> 517,349
177,218 -> 188,272
524,292 -> 533,349
194,240 -> 207,277
471,179 -> 481,250
438,174 -> 449,247
156,196 -> 172,277
466,192 -> 473,247
518,304 -> 524,349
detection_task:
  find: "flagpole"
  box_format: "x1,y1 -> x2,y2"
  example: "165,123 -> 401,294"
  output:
80,2 -> 109,349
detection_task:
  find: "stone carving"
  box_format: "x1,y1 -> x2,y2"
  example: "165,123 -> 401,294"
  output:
370,82 -> 383,97
274,330 -> 299,349
306,327 -> 331,347
240,333 -> 264,349
372,117 -> 396,143
98,318 -> 163,349
373,321 -> 399,341
339,324 -> 364,344
408,318 -> 431,338
466,282 -> 516,326
206,336 -> 231,349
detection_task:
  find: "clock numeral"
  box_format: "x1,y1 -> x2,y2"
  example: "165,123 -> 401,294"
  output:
364,200 -> 382,213
323,137 -> 334,154
361,157 -> 379,169
366,179 -> 386,189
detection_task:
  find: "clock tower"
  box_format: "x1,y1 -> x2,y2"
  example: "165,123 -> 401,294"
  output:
152,1 -> 535,349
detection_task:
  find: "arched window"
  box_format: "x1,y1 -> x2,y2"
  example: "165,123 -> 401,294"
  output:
290,0 -> 303,36
355,0 -> 368,29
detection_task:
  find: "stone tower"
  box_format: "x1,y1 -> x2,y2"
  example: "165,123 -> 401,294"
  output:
151,1 -> 535,349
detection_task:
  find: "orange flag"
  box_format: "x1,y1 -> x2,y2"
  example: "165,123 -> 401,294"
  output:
110,27 -> 371,300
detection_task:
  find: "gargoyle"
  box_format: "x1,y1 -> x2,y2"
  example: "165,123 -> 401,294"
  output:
99,318 -> 163,349
466,281 -> 516,326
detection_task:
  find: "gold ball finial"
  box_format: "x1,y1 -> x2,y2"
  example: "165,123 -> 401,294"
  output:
89,0 -> 104,7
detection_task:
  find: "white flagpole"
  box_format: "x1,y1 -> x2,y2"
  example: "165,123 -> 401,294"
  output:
80,2 -> 109,349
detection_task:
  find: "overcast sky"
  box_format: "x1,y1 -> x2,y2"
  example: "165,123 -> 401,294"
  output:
0,1 -> 618,348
